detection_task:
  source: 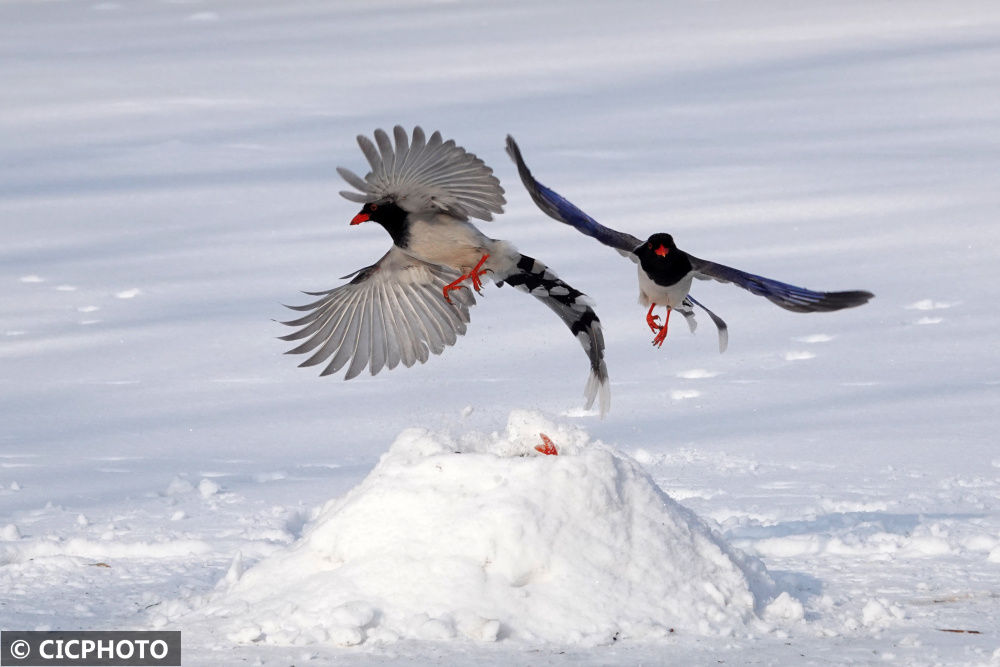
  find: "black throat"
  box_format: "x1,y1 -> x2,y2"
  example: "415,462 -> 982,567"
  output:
372,202 -> 410,248
639,249 -> 693,287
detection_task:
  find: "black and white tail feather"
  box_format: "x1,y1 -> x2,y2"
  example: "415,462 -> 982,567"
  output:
496,254 -> 610,415
281,126 -> 612,417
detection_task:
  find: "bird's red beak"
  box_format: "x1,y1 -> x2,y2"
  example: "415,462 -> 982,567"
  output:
655,244 -> 669,257
350,213 -> 370,225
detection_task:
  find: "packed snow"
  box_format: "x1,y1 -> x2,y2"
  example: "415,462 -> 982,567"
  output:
165,412 -> 776,646
3,0 -> 1000,665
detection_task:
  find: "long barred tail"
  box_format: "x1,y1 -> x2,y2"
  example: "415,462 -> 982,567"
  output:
497,254 -> 611,416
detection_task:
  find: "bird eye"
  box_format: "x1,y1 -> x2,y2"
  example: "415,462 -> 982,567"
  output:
369,203 -> 378,211
647,243 -> 652,249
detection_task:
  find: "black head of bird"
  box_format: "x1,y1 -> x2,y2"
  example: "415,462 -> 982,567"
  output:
635,233 -> 693,287
349,200 -> 409,247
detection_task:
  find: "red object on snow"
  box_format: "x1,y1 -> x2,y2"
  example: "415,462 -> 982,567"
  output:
535,433 -> 558,456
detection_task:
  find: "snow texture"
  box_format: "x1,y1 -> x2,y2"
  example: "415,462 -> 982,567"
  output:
177,412 -> 774,645
3,0 -> 1000,664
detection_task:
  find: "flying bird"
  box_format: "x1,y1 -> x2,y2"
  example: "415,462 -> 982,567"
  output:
505,136 -> 873,351
281,126 -> 610,415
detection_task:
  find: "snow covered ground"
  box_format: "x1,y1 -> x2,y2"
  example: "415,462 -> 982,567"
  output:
2,0 -> 1000,664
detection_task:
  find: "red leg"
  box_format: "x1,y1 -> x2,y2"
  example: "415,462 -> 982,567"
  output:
645,303 -> 661,333
443,253 -> 491,303
535,433 -> 558,456
651,307 -> 672,347
467,253 -> 490,292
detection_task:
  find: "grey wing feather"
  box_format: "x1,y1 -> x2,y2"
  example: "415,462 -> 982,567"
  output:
684,295 -> 729,353
687,255 -> 874,313
281,248 -> 476,379
338,126 -> 505,221
505,136 -> 642,259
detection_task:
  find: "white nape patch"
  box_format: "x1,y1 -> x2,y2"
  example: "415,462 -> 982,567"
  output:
783,350 -> 816,361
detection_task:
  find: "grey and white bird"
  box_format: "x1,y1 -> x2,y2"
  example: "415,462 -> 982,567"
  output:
505,136 -> 874,351
281,126 -> 610,415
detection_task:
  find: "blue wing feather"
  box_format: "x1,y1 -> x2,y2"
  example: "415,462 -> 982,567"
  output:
688,255 -> 874,313
506,136 -> 642,255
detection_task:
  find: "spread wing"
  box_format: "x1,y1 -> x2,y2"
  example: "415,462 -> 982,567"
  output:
338,126 -> 505,221
687,255 -> 874,313
505,135 -> 642,258
280,247 -> 477,379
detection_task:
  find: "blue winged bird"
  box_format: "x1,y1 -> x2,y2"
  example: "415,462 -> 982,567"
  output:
505,136 -> 874,352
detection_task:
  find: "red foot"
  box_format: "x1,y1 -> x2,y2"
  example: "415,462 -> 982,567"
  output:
443,253 -> 490,303
535,433 -> 558,456
645,303 -> 661,333
651,308 -> 672,348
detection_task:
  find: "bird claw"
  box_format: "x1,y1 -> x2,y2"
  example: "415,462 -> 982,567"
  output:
649,307 -> 672,347
469,266 -> 489,293
442,253 -> 491,303
645,303 -> 662,333
651,328 -> 669,348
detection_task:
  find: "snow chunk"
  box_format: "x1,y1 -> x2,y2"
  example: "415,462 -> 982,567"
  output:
861,598 -> 905,628
763,592 -> 805,623
184,411 -> 774,646
197,479 -> 221,498
165,477 -> 194,496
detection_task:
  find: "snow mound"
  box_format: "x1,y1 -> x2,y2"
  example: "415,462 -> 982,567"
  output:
185,411 -> 775,646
